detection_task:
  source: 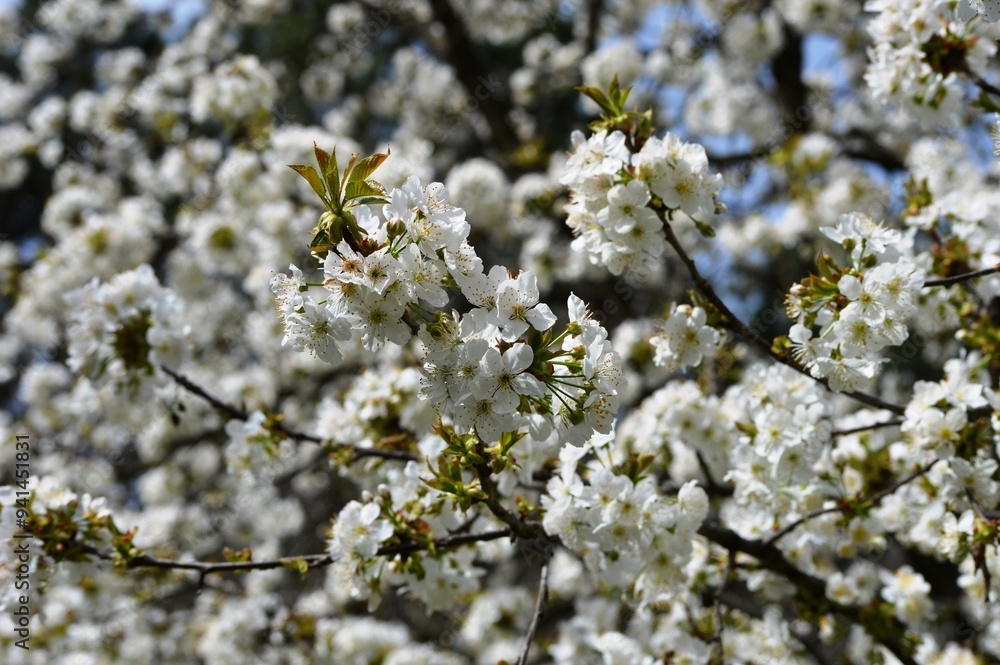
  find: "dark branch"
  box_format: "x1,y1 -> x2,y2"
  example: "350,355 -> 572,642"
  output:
424,0 -> 520,154
698,521 -> 920,665
82,528 -> 513,576
960,63 -> 1000,98
473,443 -> 549,541
924,264 -> 1000,288
161,366 -> 418,462
516,558 -> 551,665
831,418 -> 903,437
765,460 -> 940,546
584,0 -> 603,54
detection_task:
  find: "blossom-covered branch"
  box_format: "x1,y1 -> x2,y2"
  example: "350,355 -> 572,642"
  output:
162,366 -> 419,462
79,528 -> 512,577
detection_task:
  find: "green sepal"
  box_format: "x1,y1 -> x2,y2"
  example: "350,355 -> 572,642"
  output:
692,219 -> 716,238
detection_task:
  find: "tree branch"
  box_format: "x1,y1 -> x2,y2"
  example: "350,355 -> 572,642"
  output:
473,445 -> 548,541
959,63 -> 1000,98
831,418 -> 903,437
424,0 -> 519,154
657,212 -> 906,415
584,0 -> 603,54
516,557 -> 551,665
924,264 -> 1000,288
161,366 -> 418,462
765,460 -> 940,546
698,521 -> 920,665
81,528 -> 513,576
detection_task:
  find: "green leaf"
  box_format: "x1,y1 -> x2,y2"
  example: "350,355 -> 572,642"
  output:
288,164 -> 327,201
348,150 -> 391,185
817,252 -> 839,280
341,152 -> 361,195
352,196 -> 390,207
576,75 -> 635,118
344,179 -> 387,203
313,143 -> 329,177
324,147 -> 340,205
575,84 -> 617,116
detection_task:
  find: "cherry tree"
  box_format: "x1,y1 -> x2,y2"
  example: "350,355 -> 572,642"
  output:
3,1 -> 1000,664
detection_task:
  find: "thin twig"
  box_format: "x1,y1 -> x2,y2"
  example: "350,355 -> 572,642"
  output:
765,460 -> 940,545
161,366 -> 418,462
831,418 -> 903,437
82,528 -> 512,576
924,264 -> 1000,288
473,442 -> 550,541
764,506 -> 842,546
162,366 -> 249,421
960,63 -> 1000,98
516,558 -> 551,665
710,549 -> 735,660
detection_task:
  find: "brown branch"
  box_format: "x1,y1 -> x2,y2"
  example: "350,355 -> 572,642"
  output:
770,22 -> 808,129
698,521 -> 920,665
710,549 -> 735,660
516,557 -> 551,665
473,449 -> 548,541
162,366 -> 249,421
584,0 -> 603,54
82,528 -> 512,576
924,264 -> 1000,288
831,418 -> 903,437
763,505 -> 842,547
959,63 -> 1000,98
657,212 -> 906,416
160,366 -> 418,463
841,129 -> 907,171
765,460 -> 940,546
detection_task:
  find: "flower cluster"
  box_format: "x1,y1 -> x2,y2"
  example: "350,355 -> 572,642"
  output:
273,154 -> 626,450
1,478 -> 118,613
65,264 -> 191,393
223,411 -> 293,487
329,500 -> 394,559
649,303 -> 721,372
786,212 -> 925,391
725,364 -> 832,523
865,0 -> 997,125
562,128 -> 724,276
541,442 -> 709,604
902,355 -> 994,457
